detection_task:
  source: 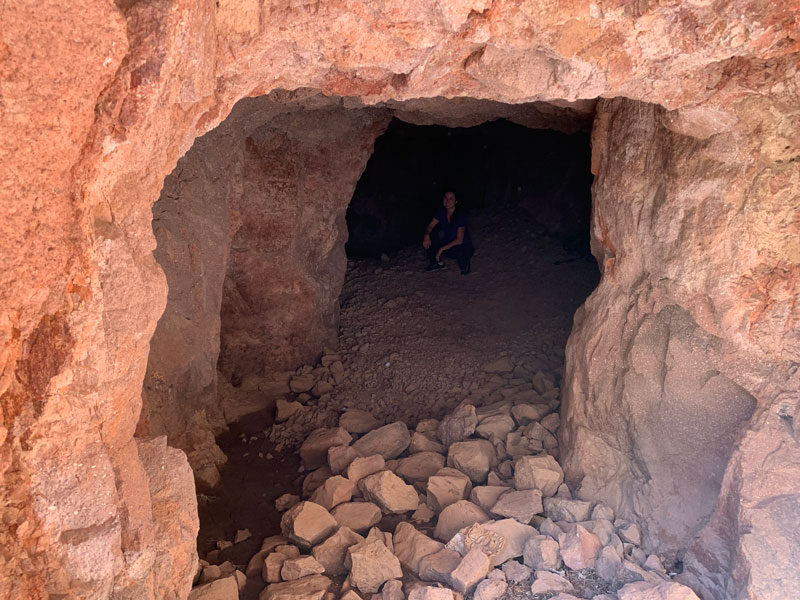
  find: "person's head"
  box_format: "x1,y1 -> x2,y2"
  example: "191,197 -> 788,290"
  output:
443,191 -> 457,211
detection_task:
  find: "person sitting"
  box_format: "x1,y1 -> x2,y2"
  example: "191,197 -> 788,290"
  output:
422,191 -> 474,275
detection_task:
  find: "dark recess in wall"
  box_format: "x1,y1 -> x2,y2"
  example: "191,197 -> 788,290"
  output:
345,118 -> 594,258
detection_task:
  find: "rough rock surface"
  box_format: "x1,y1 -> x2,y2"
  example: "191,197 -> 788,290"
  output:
2,0 -> 798,597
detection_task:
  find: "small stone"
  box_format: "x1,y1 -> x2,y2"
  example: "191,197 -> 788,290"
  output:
216,540 -> 233,551
303,467 -> 334,497
301,428 -> 353,469
450,548 -> 491,594
393,522 -> 445,575
189,576 -> 240,600
234,528 -> 252,544
246,535 -> 289,577
530,570 -> 575,595
616,520 -> 643,545
475,415 -> 516,440
483,357 -> 514,373
340,410 -> 380,434
312,526 -> 365,576
415,419 -> 439,434
540,412 -> 560,433
381,579 -> 404,600
510,403 -> 550,425
409,432 -> 444,454
277,398 -> 304,422
331,502 -> 382,533
490,489 -> 543,523
347,537 -> 403,594
543,497 -> 593,522
280,501 -> 338,549
473,579 -> 507,600
427,471 -> 472,512
312,380 -> 334,397
347,455 -> 386,484
481,519 -> 539,566
290,374 -> 316,393
434,500 -> 490,542
329,445 -> 359,474
395,452 -> 446,482
617,581 -> 701,600
523,535 -> 561,570
592,503 -> 616,521
311,476 -> 355,511
644,554 -> 666,573
538,517 -> 563,540
447,440 -> 497,483
359,471 -> 419,514
407,587 -> 455,600
412,503 -> 435,523
470,486 -> 511,512
263,545 -> 300,583
596,545 -> 623,582
438,404 -> 478,447
259,574 -> 332,600
502,560 -> 532,583
198,564 -> 222,585
418,549 -> 462,585
558,523 -> 602,570
281,555 -> 325,580
513,455 -> 563,497
352,422 -> 411,459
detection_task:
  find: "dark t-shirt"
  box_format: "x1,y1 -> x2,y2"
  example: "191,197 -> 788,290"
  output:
434,206 -> 473,248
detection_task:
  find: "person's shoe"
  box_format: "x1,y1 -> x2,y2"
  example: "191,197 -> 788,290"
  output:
425,261 -> 445,272
460,261 -> 471,275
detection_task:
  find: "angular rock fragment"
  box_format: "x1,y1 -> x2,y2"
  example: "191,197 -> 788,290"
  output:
502,560 -> 532,583
310,526 -> 364,576
328,445 -> 359,474
558,523 -> 602,570
347,455 -> 386,484
481,519 -> 539,565
511,403 -> 550,425
347,537 -> 403,594
393,522 -> 444,575
189,576 -> 240,600
359,471 -> 419,514
490,489 -> 542,523
483,357 -> 514,373
281,555 -> 325,580
475,415 -> 516,440
543,497 -> 593,522
596,545 -> 623,582
616,520 -> 643,545
259,574 -> 332,600
470,486 -> 511,512
530,570 -> 575,595
434,500 -> 490,542
451,547 -> 491,593
513,455 -> 563,497
410,432 -> 445,454
426,471 -> 472,512
438,404 -> 478,447
395,452 -> 445,482
447,440 -> 497,483
473,579 -> 508,600
523,534 -> 561,570
300,428 -> 353,468
281,502 -> 338,549
303,467 -> 334,497
381,579 -> 404,600
340,410 -> 380,434
246,535 -> 289,577
331,502 -> 382,533
352,422 -> 411,459
617,581 -> 701,600
407,587 -> 455,600
263,545 -> 301,583
418,549 -> 462,586
310,475 -> 355,510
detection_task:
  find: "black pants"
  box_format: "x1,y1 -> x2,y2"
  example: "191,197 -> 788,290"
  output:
428,234 -> 474,271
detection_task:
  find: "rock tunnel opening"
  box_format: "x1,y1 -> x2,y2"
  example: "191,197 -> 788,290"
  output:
138,92 -> 763,600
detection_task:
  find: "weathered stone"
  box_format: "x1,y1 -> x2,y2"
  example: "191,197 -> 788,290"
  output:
347,538 -> 403,594
407,587 -> 455,600
475,415 -> 516,440
596,545 -> 623,582
538,518 -> 563,540
502,560 -> 532,583
311,526 -> 364,576
490,489 -> 543,523
359,471 -> 419,514
311,476 -> 356,510
482,519 -> 539,565
263,545 -> 301,583
616,521 -> 643,546
247,536 -> 289,577
483,357 -> 514,373
301,428 -> 353,468
189,576 -> 240,600
473,579 -> 507,600
381,579 -> 404,600
514,455 -> 563,497
259,575 -> 332,600
540,413 -> 560,433
434,501 -> 490,542
450,548 -> 491,594
543,497 -> 594,523
447,440 -> 497,483
409,432 -> 445,454
276,494 -> 301,512
281,502 -> 338,549
470,486 -> 511,512
282,556 -> 326,581
427,473 -> 472,512
530,571 -> 575,595
329,445 -> 359,474
617,582 -> 701,600
393,522 -> 444,575
331,502 -> 382,534
395,452 -> 446,482
511,403 -> 551,425
347,455 -> 386,484
277,398 -> 304,422
352,422 -> 411,459
558,524 -> 602,570
304,467 -> 334,497
523,535 -> 561,570
438,404 -> 478,447
418,549 -> 462,586
340,410 -> 380,434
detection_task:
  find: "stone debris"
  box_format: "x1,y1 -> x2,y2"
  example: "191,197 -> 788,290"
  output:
195,395 -> 698,600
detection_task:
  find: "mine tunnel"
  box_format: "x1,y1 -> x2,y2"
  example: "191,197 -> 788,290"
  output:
135,92 -> 757,600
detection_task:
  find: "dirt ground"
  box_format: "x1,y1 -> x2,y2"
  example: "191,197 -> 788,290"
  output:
197,205 -> 600,598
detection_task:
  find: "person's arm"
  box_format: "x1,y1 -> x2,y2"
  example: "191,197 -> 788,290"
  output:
435,227 -> 465,259
422,217 -> 439,249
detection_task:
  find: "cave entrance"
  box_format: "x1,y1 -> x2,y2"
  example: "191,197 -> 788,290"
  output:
140,92 -> 600,596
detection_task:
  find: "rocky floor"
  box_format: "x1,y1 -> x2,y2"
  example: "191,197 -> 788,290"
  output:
191,208 -> 702,599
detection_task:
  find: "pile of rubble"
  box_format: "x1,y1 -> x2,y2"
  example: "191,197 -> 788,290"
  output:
189,387 -> 700,600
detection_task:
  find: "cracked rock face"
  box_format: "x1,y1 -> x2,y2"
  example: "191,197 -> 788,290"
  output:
1,0 -> 797,598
